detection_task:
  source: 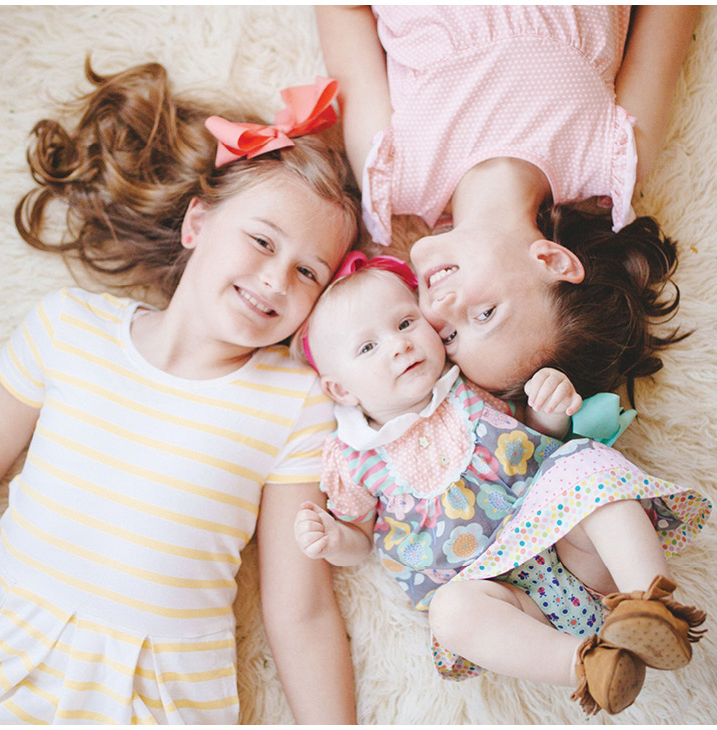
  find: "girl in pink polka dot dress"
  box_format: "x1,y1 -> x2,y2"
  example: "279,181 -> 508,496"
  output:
293,255 -> 709,716
316,5 -> 700,404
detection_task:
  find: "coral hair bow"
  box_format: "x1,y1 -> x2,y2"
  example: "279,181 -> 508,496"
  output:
205,76 -> 339,166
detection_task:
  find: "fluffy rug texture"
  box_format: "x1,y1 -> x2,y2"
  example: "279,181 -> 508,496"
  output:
1,5 -> 715,725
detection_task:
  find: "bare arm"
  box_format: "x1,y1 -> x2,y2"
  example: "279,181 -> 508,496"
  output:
523,368 -> 582,440
616,5 -> 701,182
258,481 -> 356,724
315,5 -> 392,187
295,500 -> 373,566
0,383 -> 40,480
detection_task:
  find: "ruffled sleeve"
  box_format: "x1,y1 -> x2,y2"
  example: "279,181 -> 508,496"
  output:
361,127 -> 395,246
320,437 -> 379,524
609,105 -> 638,232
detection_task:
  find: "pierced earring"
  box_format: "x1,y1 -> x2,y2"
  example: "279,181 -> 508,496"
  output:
184,234 -> 193,245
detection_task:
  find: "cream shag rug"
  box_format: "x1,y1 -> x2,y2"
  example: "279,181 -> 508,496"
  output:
1,6 -> 715,725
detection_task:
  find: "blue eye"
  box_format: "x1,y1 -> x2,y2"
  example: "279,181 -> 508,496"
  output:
399,318 -> 412,330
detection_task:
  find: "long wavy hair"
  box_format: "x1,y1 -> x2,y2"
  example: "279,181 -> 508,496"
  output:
15,60 -> 360,304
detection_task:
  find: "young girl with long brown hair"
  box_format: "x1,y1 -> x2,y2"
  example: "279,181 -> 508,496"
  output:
0,61 -> 360,724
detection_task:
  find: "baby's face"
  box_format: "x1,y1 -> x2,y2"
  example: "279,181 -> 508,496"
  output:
312,273 -> 446,426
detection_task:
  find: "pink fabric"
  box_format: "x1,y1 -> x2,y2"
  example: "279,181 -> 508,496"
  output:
321,382 -> 512,523
364,6 -> 636,245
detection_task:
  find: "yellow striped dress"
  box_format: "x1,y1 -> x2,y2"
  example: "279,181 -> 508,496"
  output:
0,288 -> 336,724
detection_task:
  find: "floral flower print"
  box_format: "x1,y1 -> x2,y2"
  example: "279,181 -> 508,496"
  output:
508,479 -> 530,498
396,531 -> 435,570
533,434 -> 562,465
469,444 -> 501,482
382,518 -> 436,570
384,491 -> 416,521
378,549 -> 414,581
476,482 -> 515,520
495,430 -> 535,476
421,566 -> 458,584
384,515 -> 412,549
441,479 -> 476,520
442,524 -> 489,564
415,590 -> 438,611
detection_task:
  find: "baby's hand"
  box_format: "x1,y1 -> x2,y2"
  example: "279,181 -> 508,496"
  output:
524,367 -> 582,416
294,501 -> 341,560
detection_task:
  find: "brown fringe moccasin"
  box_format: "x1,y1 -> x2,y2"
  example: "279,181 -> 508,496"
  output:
570,635 -> 646,715
600,574 -> 707,670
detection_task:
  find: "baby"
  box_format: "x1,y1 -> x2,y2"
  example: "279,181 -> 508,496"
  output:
294,253 -> 582,584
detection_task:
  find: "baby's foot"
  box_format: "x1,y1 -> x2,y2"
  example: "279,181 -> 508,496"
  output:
570,634 -> 645,715
600,575 -> 707,670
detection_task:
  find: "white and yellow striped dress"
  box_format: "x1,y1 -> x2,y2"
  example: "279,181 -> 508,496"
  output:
0,288 -> 335,724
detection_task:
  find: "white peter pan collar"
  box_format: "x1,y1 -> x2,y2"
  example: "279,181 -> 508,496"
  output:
334,365 -> 460,450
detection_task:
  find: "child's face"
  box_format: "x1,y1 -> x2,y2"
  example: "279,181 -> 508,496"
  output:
180,174 -> 350,353
313,273 -> 446,426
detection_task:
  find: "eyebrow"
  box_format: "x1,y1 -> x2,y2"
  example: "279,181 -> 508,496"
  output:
254,217 -> 332,273
254,217 -> 284,235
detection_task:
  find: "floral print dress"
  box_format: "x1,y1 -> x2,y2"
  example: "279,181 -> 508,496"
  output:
320,369 -> 711,678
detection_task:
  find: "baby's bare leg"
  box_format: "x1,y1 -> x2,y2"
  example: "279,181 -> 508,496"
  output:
556,499 -> 670,595
429,579 -> 581,686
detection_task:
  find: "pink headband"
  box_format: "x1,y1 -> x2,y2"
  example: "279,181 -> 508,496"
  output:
204,77 -> 339,165
301,252 -> 418,371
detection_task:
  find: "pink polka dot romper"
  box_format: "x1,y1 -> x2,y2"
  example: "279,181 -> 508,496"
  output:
363,5 -> 638,245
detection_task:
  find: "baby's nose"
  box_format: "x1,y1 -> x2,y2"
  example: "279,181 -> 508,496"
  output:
393,334 -> 412,356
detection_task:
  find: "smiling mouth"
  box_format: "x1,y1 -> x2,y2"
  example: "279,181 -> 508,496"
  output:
401,360 -> 423,376
427,266 -> 457,288
236,287 -> 277,316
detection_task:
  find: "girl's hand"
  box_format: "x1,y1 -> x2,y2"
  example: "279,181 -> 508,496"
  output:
294,501 -> 340,560
524,368 -> 582,417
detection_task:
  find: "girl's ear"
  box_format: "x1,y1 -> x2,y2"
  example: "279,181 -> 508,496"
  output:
321,376 -> 359,407
530,239 -> 585,284
181,197 -> 207,250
